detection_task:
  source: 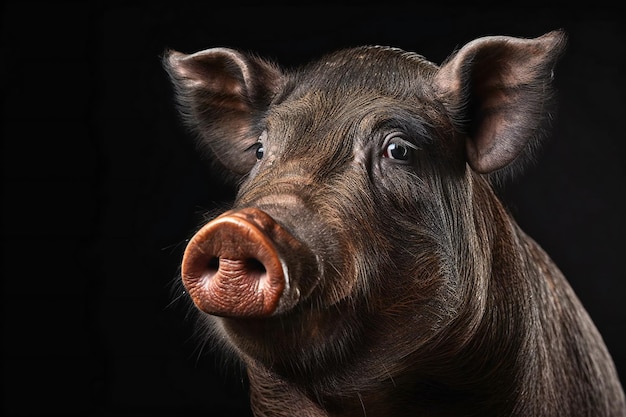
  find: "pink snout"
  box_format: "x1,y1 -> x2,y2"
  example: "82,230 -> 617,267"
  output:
181,208 -> 311,318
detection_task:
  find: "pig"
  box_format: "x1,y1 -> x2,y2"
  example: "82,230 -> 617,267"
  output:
163,30 -> 626,416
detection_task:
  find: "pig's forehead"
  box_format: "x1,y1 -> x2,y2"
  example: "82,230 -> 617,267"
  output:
286,45 -> 439,98
307,45 -> 438,75
263,47 -> 444,139
267,47 -> 442,135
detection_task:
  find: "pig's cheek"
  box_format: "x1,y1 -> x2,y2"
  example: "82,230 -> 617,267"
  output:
319,240 -> 367,306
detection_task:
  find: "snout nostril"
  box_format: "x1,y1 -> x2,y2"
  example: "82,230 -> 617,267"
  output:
245,258 -> 266,274
207,257 -> 220,272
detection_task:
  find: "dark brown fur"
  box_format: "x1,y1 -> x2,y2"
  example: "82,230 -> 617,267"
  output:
164,31 -> 626,416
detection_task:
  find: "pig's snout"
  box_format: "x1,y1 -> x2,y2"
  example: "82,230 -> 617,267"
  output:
181,207 -> 314,318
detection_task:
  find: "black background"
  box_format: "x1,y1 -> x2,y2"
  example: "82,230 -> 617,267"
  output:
2,3 -> 624,416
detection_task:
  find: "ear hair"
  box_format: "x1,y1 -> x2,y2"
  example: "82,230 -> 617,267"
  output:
434,30 -> 567,182
163,47 -> 283,183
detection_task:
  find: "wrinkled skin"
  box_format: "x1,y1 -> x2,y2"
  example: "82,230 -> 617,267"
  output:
164,31 -> 626,416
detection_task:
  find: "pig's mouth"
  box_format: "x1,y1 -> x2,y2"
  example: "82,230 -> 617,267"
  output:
181,208 -> 319,318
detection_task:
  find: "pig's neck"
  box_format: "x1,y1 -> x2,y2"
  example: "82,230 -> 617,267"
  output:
441,176 -> 621,416
244,177 -> 620,416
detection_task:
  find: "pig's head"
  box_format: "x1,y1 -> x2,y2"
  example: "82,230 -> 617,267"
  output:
164,32 -> 566,380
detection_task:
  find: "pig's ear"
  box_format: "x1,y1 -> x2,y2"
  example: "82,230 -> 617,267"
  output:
434,30 -> 567,175
164,48 -> 283,177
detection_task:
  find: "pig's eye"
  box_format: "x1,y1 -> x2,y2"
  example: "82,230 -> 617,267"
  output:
253,143 -> 265,160
385,142 -> 409,160
382,135 -> 419,163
